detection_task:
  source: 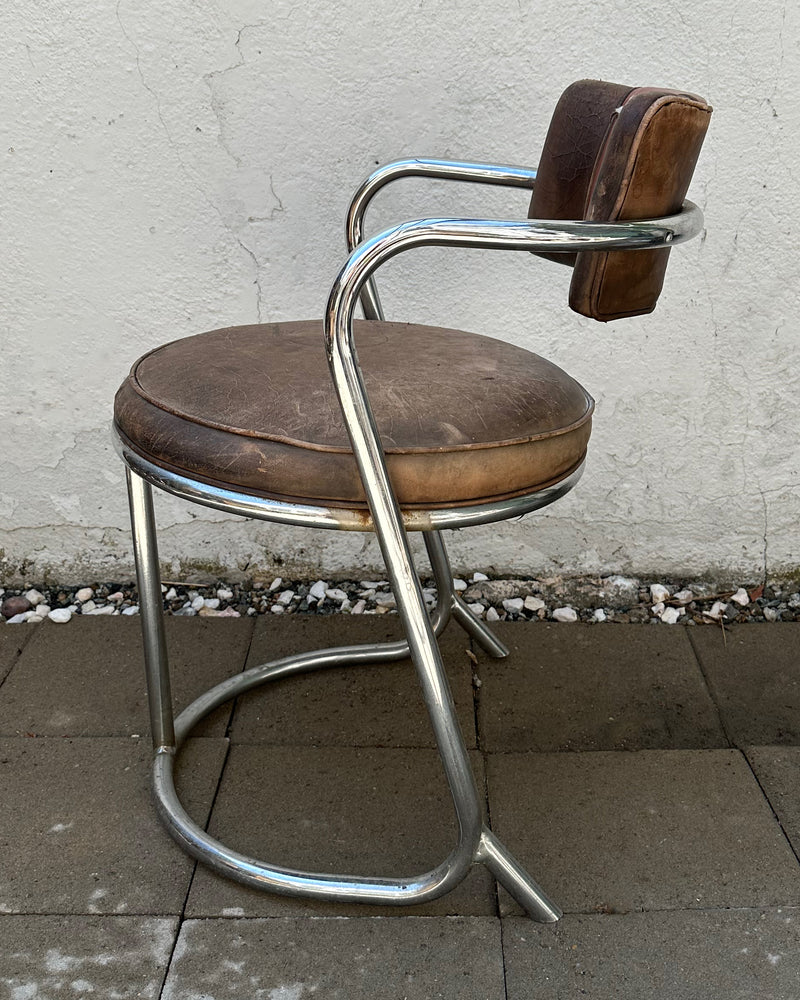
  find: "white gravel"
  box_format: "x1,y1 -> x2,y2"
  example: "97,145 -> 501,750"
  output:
2,576 -> 796,627
552,607 -> 578,623
524,596 -> 545,612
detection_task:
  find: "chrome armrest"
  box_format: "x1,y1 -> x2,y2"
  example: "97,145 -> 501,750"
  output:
324,204 -> 703,555
346,158 -> 538,320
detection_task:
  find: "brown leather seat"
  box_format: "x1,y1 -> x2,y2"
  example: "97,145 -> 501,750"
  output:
115,319 -> 593,509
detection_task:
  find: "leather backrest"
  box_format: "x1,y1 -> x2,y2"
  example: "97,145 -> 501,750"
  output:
529,80 -> 712,322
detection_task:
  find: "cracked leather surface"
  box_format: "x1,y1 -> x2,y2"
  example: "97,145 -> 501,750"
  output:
114,320 -> 593,508
529,79 -> 712,321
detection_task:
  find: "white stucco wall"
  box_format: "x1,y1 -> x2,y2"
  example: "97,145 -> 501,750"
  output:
1,0 -> 798,584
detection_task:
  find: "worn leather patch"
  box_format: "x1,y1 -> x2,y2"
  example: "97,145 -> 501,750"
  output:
529,80 -> 712,320
529,79 -> 633,266
115,320 -> 593,508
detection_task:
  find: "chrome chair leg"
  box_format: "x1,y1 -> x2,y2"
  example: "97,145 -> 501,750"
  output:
125,469 -> 560,920
379,519 -> 561,921
421,532 -> 561,918
477,828 -> 562,922
126,468 -> 174,751
424,531 -> 509,659
451,592 -> 509,657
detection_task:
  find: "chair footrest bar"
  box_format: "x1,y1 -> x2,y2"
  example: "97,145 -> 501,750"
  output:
153,745 -> 560,918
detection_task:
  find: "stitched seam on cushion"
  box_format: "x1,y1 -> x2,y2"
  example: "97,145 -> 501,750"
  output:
114,425 -> 589,510
582,86 -> 636,215
124,320 -> 595,453
587,95 -> 675,311
587,97 -> 711,319
125,370 -> 595,455
613,97 -> 711,219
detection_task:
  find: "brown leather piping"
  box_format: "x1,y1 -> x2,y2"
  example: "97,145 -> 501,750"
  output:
115,423 -> 588,512
125,358 -> 595,455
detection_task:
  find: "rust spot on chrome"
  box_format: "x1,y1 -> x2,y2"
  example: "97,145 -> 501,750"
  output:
331,506 -> 434,532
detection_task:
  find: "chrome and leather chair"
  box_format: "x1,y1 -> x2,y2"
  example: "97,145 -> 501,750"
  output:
113,80 -> 711,921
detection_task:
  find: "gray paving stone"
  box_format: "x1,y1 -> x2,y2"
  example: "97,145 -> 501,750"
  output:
0,616 -> 254,737
0,915 -> 177,998
231,615 -> 477,747
503,908 -> 800,999
0,736 -> 227,914
476,623 -> 725,752
747,746 -> 800,857
487,749 -> 800,915
186,744 -> 495,917
690,624 -> 800,744
0,626 -> 29,685
162,916 -> 505,999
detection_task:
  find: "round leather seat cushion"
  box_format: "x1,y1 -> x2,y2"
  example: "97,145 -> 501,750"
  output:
114,320 -> 593,509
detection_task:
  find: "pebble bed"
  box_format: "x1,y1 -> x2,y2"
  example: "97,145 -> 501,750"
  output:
1,575 -> 799,626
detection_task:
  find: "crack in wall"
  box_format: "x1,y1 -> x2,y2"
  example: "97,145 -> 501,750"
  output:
246,178 -> 286,224
268,175 -> 285,219
202,26 -> 251,167
759,488 -> 769,584
753,481 -> 799,585
768,2 -> 788,105
201,23 -> 273,170
114,1 -> 179,167
115,3 -> 267,321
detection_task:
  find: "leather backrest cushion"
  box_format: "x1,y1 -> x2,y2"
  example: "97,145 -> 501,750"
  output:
529,80 -> 712,321
529,80 -> 634,267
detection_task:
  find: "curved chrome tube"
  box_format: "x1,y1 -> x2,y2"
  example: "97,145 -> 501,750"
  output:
154,745 -> 477,903
115,429 -> 584,533
346,158 -> 538,319
350,206 -> 702,319
145,525 -> 484,907
323,203 -> 703,571
344,206 -> 702,285
322,203 -> 703,921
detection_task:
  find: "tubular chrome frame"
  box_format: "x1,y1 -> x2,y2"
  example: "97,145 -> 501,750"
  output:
122,164 -> 703,922
115,433 -> 585,534
346,158 -> 538,319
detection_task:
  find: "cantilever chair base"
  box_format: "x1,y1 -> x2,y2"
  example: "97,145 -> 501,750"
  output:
123,458 -> 568,921
115,80 -> 709,926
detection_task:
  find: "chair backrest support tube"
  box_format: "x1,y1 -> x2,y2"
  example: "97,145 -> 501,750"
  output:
346,159 -> 539,320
